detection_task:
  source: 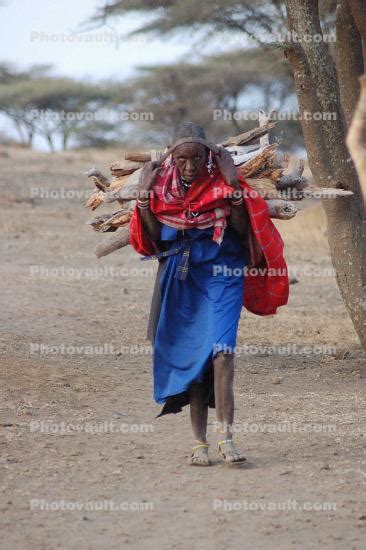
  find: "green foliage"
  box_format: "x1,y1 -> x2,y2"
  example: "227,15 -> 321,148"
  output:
0,69 -> 119,150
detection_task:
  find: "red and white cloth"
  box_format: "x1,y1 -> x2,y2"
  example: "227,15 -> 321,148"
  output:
130,165 -> 289,316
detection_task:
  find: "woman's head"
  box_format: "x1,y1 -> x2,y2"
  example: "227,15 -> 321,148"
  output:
171,122 -> 208,183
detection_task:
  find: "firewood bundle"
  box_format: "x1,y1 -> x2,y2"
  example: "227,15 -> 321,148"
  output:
85,119 -> 352,258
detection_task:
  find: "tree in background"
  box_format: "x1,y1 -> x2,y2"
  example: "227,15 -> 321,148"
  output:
94,0 -> 366,348
0,66 -> 115,150
116,48 -> 299,149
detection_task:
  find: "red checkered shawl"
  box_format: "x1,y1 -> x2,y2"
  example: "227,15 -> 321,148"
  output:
130,165 -> 289,315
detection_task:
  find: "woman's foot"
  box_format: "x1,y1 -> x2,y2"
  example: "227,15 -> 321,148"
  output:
189,443 -> 211,466
218,439 -> 246,466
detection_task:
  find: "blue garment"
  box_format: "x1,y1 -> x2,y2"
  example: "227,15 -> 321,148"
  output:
153,223 -> 247,405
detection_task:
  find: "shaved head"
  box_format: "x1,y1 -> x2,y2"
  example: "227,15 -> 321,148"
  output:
172,122 -> 206,143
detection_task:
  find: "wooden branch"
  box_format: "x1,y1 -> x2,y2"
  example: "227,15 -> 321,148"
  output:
302,187 -> 354,199
222,122 -> 276,147
124,152 -> 151,162
86,214 -> 114,231
258,110 -> 277,147
265,199 -> 297,219
85,190 -> 105,210
246,177 -> 281,199
275,159 -> 308,191
124,151 -> 165,163
110,160 -> 143,177
104,169 -> 142,202
238,144 -> 277,177
346,74 -> 366,205
94,226 -> 130,258
84,167 -> 110,187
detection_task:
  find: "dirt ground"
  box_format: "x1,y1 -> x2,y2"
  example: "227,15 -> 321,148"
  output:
1,146 -> 365,550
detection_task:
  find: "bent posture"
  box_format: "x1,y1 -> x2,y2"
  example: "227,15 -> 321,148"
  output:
130,122 -> 288,466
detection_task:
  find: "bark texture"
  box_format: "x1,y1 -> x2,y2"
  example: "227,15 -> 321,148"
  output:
336,0 -> 364,126
285,0 -> 366,349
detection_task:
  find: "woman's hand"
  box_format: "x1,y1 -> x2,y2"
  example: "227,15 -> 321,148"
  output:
138,161 -> 162,199
137,146 -> 177,199
215,146 -> 240,189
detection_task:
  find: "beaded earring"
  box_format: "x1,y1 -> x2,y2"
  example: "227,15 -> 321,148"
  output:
166,154 -> 175,167
206,150 -> 215,176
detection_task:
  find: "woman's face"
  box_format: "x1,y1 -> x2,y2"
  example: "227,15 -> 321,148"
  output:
172,143 -> 207,183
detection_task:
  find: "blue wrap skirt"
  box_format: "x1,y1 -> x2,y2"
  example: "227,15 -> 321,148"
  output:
146,224 -> 247,416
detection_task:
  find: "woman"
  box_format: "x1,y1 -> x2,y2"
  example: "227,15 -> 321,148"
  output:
130,122 -> 289,466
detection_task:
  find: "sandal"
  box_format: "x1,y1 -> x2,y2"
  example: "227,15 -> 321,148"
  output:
189,443 -> 211,466
218,439 -> 247,466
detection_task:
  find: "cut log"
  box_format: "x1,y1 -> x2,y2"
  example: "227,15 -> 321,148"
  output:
99,210 -> 133,231
231,146 -> 269,167
246,177 -> 281,199
110,159 -> 143,177
302,186 -> 354,199
86,214 -> 114,231
94,226 -> 130,258
123,150 -> 180,164
258,109 -> 276,147
222,122 -> 276,147
238,144 -> 277,177
104,169 -> 143,202
256,168 -> 284,183
271,151 -> 290,169
84,167 -> 110,187
265,199 -> 298,219
276,175 -> 308,191
226,144 -> 259,156
109,174 -> 131,191
124,152 -> 152,163
85,190 -> 105,210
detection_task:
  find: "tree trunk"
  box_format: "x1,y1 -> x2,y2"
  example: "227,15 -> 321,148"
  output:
347,75 -> 366,205
285,0 -> 366,349
336,0 -> 364,126
347,0 -> 366,60
45,133 -> 55,153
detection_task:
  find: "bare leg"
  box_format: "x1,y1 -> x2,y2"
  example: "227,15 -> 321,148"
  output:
189,382 -> 210,465
213,352 -> 246,464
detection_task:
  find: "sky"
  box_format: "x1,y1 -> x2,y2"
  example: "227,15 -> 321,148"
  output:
0,0 -> 280,150
0,0 -> 194,80
0,0 -> 199,146
0,0 -> 251,80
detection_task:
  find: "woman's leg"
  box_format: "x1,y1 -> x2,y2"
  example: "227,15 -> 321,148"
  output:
213,352 -> 246,464
189,382 -> 210,465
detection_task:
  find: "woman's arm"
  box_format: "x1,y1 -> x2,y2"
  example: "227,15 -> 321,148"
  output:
228,199 -> 250,238
215,146 -> 250,238
138,206 -> 161,242
137,162 -> 162,242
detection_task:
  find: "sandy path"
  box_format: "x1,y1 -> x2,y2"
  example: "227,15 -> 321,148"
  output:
1,147 -> 365,550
